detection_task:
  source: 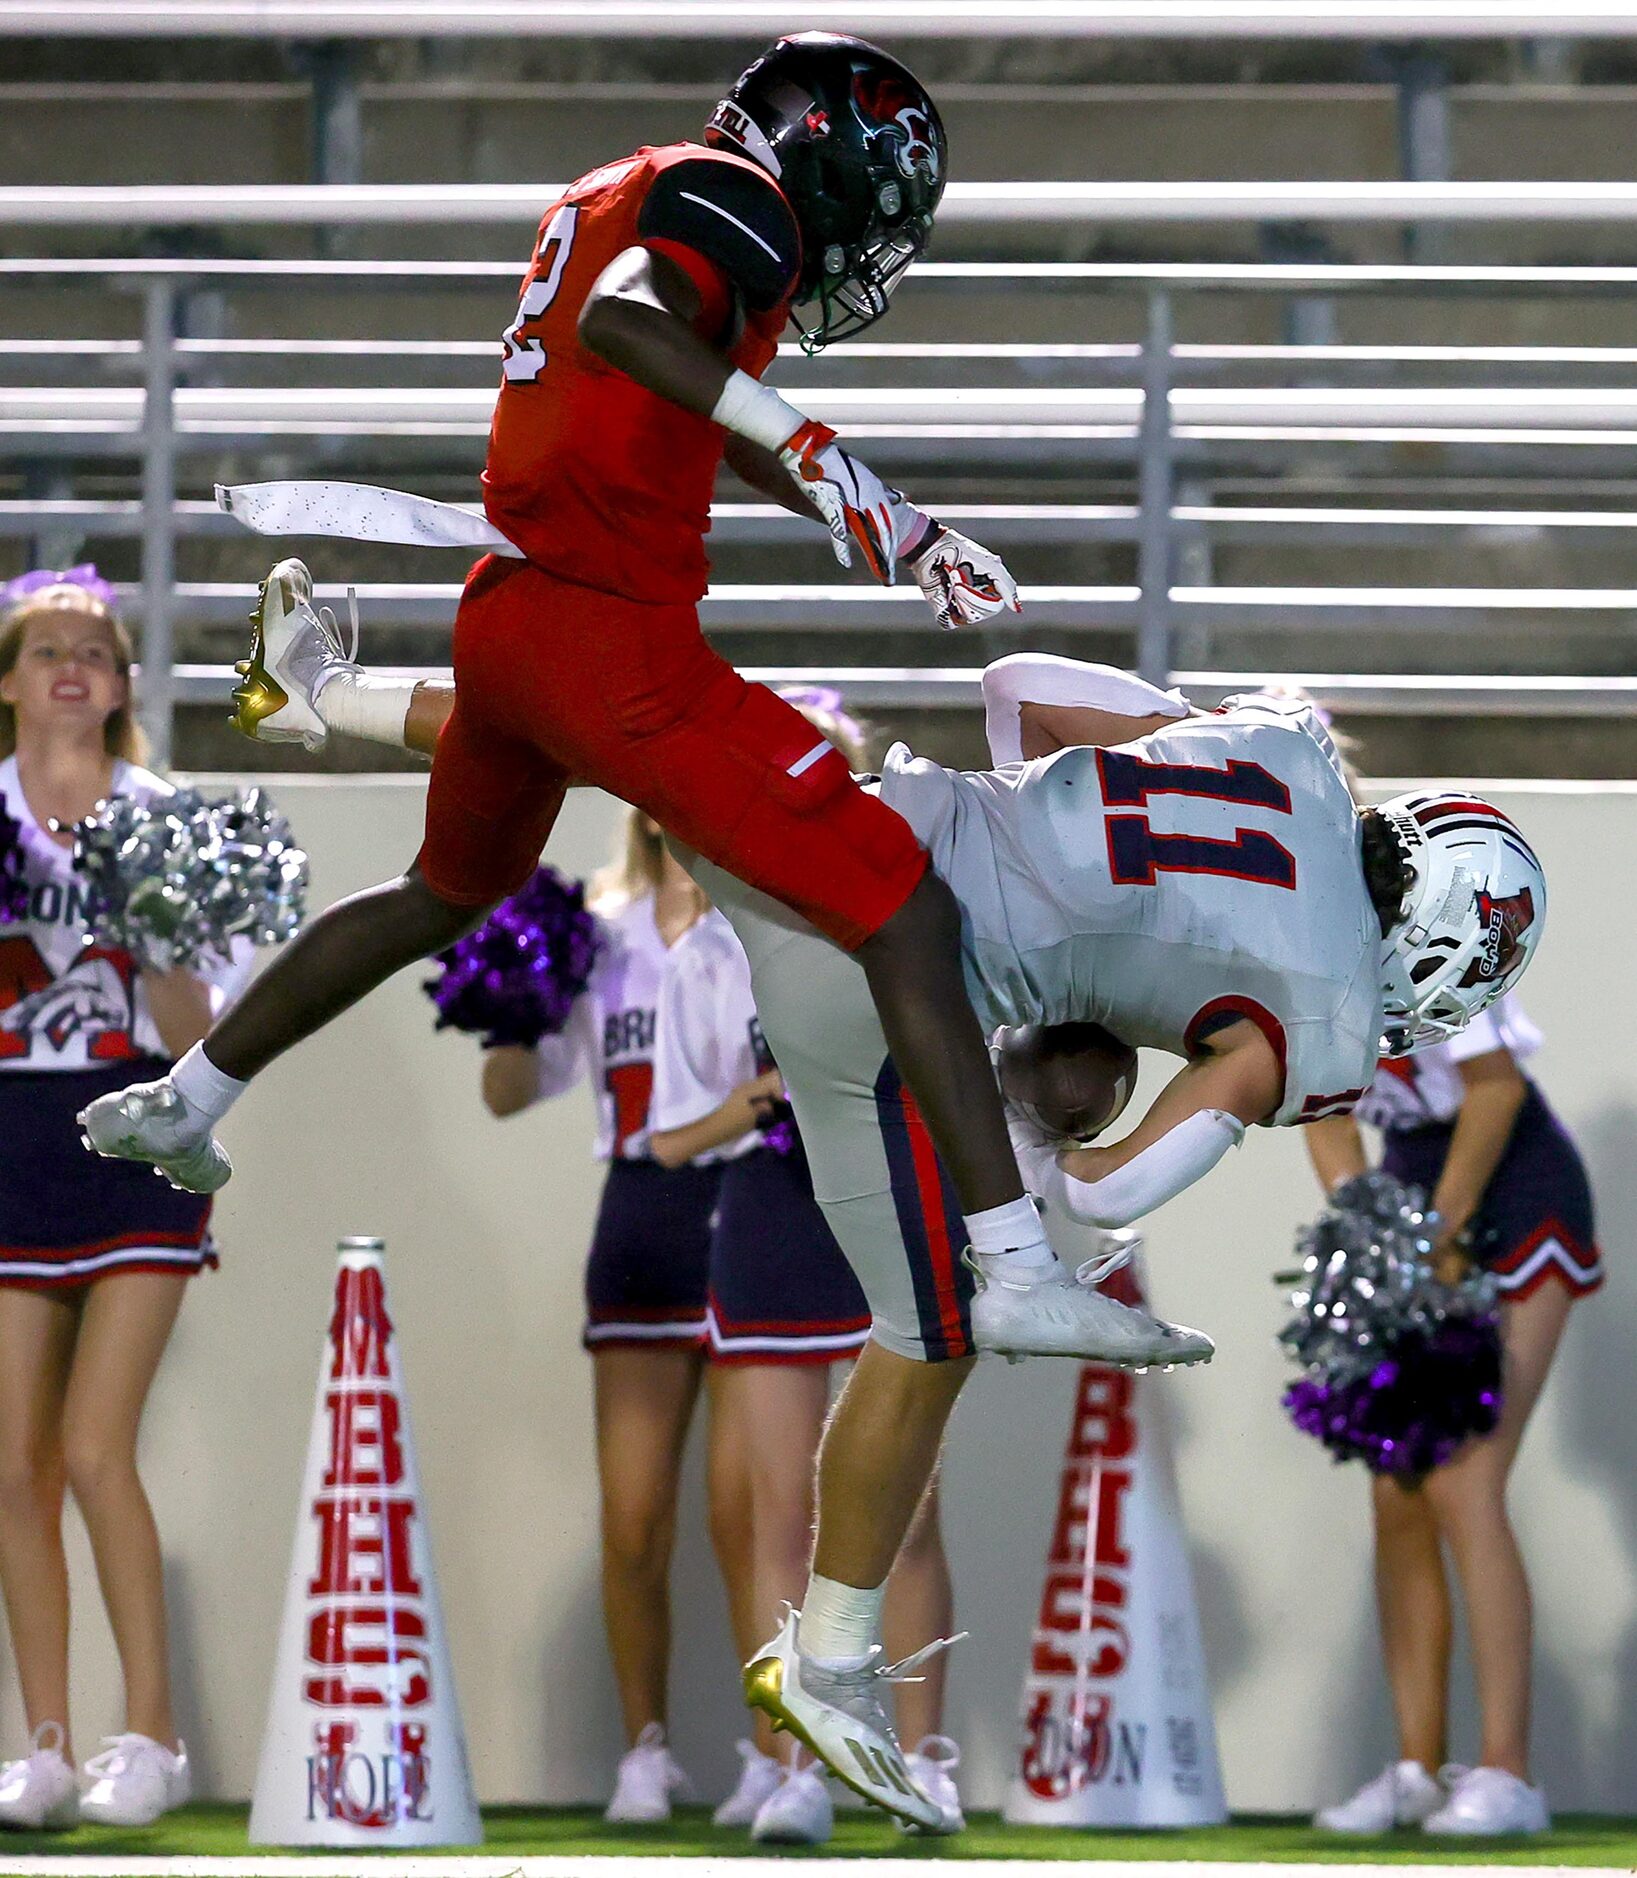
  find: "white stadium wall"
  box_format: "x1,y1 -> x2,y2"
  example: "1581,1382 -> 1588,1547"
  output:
3,774 -> 1630,1815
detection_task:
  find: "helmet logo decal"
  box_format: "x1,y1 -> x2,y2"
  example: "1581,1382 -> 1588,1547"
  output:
1468,886 -> 1536,983
804,107 -> 830,136
851,74 -> 941,183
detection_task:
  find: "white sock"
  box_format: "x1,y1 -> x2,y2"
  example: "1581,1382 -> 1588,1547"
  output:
171,1042 -> 248,1123
799,1573 -> 885,1668
314,670 -> 417,749
964,1194 -> 1059,1278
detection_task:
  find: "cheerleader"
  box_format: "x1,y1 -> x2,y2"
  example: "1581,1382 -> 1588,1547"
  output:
1305,994 -> 1600,1837
648,696 -> 962,1847
481,808 -> 775,1823
0,570 -> 242,1830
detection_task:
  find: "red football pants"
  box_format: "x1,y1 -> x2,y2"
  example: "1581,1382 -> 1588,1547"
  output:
416,557 -> 928,950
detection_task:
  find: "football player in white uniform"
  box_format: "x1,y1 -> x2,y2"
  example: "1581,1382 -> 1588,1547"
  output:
85,581 -> 1548,1830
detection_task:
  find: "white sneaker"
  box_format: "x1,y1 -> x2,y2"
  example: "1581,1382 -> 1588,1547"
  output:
751,1761 -> 834,1845
79,1733 -> 190,1827
965,1243 -> 1213,1367
904,1734 -> 965,1834
1424,1765 -> 1550,1836
603,1723 -> 691,1824
713,1739 -> 783,1828
79,1077 -> 232,1196
230,558 -> 361,751
743,1607 -> 947,1831
1316,1759 -> 1444,1832
0,1723 -> 79,1830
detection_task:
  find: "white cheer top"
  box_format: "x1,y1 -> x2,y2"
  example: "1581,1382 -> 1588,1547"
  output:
0,756 -> 250,1073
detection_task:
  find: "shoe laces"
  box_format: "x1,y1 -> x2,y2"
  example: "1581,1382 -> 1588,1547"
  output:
909,1733 -> 961,1772
313,587 -> 361,665
1073,1235 -> 1135,1289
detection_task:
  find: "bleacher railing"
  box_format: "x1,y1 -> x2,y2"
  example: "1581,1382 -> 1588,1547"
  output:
3,3 -> 1634,38
5,230 -> 1637,757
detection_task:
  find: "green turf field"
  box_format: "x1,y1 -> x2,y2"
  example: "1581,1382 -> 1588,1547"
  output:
0,1806 -> 1633,1862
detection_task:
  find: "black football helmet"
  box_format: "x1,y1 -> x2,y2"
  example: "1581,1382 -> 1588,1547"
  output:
706,32 -> 946,353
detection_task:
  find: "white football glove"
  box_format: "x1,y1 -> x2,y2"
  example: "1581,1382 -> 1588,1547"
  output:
777,420 -> 897,583
902,518 -> 1023,631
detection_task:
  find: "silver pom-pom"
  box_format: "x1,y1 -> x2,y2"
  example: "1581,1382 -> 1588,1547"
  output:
74,786 -> 308,972
1276,1170 -> 1498,1391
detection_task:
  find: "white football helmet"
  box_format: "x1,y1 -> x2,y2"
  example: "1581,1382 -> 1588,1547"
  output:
1376,791 -> 1546,1056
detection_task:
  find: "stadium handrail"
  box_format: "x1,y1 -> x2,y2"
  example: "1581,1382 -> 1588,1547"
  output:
13,182 -> 1637,227
13,384 -> 1637,435
9,258 -> 1637,299
3,3 -> 1633,38
151,665 -> 1637,719
105,582 -> 1637,633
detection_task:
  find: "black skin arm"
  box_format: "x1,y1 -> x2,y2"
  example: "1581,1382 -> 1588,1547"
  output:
580,242 -> 823,523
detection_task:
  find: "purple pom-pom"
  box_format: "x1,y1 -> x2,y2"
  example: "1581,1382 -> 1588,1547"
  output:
0,789 -> 29,926
1283,1317 -> 1502,1476
1278,1171 -> 1504,1475
424,865 -> 601,1050
755,1094 -> 799,1158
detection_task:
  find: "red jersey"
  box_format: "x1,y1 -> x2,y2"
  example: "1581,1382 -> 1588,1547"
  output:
484,142 -> 801,605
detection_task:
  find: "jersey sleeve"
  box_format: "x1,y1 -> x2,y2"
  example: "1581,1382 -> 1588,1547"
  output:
981,654 -> 1189,765
637,154 -> 802,316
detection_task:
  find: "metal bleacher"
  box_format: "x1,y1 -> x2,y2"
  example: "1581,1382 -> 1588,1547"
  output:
3,4 -> 1635,769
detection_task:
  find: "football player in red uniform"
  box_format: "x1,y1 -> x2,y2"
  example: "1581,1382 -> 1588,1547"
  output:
84,38 -> 1059,1770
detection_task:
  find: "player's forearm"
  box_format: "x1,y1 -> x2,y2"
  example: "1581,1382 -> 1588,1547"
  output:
722,432 -> 825,525
981,654 -> 1189,764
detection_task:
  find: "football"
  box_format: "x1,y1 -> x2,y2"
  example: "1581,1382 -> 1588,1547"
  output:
997,1022 -> 1139,1143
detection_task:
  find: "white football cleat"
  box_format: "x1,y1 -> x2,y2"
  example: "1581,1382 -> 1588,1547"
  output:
230,558 -> 360,751
78,1076 -> 232,1195
602,1723 -> 690,1824
0,1723 -> 79,1831
79,1734 -> 191,1828
1423,1766 -> 1549,1836
1315,1759 -> 1444,1833
742,1608 -> 947,1831
712,1739 -> 783,1828
965,1243 -> 1213,1367
750,1761 -> 833,1845
904,1734 -> 965,1835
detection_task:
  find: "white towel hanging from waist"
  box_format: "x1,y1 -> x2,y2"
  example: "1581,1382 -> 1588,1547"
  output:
216,480 -> 524,557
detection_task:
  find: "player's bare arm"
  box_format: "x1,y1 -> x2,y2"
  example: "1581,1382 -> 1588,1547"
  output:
1012,1019 -> 1282,1229
1016,699 -> 1191,759
578,243 -> 743,421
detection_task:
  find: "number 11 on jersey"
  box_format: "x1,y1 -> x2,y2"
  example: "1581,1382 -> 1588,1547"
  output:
1096,747 -> 1298,889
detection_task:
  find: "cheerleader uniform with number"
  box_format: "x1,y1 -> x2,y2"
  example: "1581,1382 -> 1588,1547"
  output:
1355,995 -> 1602,1301
653,910 -> 872,1366
540,894 -> 725,1352
0,758 -> 248,1287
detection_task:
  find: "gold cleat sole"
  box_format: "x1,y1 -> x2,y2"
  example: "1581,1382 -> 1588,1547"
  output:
742,1653 -> 930,1828
228,571 -> 293,740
